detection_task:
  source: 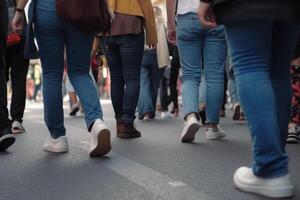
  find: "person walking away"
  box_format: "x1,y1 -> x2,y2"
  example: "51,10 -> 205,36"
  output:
138,6 -> 170,121
101,0 -> 157,138
167,0 -> 228,143
0,0 -> 15,151
12,0 -> 112,157
199,0 -> 300,198
5,0 -> 30,134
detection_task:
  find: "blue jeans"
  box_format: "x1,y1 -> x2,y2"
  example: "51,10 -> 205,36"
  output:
199,68 -> 206,104
138,50 -> 164,119
227,68 -> 239,105
34,3 -> 103,138
177,13 -> 227,122
102,33 -> 144,123
225,20 -> 300,178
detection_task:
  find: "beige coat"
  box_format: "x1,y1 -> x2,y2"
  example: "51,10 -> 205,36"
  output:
156,18 -> 170,69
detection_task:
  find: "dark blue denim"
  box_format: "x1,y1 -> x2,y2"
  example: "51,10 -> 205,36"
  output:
138,49 -> 164,119
102,33 -> 144,123
225,20 -> 300,178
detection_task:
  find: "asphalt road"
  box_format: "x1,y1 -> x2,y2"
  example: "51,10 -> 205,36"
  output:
1,101 -> 300,200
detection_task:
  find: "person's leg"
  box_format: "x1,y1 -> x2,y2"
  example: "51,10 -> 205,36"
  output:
228,68 -> 239,105
204,26 -> 227,126
65,24 -> 102,129
177,14 -> 202,119
177,13 -> 202,142
225,20 -> 298,178
168,63 -> 179,114
8,45 -> 29,123
220,72 -> 228,117
65,23 -> 111,157
150,53 -> 162,118
199,67 -> 206,107
0,0 -> 11,132
101,37 -> 124,121
138,52 -> 153,119
271,22 -> 300,149
287,63 -> 300,143
35,8 -> 66,139
159,72 -> 169,112
0,0 -> 15,151
119,33 -> 144,124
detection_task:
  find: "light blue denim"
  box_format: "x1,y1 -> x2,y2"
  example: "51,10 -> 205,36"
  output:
225,20 -> 300,178
34,0 -> 103,138
177,13 -> 227,122
199,68 -> 206,104
227,68 -> 239,105
138,49 -> 164,118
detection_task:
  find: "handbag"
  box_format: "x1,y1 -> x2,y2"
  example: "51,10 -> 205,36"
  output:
7,32 -> 22,46
56,0 -> 111,34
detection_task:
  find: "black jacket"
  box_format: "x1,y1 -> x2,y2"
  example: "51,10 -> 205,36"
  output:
201,0 -> 300,24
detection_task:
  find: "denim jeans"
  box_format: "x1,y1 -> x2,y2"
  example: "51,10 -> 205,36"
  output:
199,68 -> 206,104
138,49 -> 164,118
227,68 -> 239,105
177,13 -> 227,122
34,3 -> 103,138
102,33 -> 144,123
225,20 -> 300,178
0,0 -> 11,131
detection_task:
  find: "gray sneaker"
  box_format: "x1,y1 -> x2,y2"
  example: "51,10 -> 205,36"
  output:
12,121 -> 26,134
205,125 -> 226,140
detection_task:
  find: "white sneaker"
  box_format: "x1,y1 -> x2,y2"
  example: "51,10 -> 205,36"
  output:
12,121 -> 26,134
181,116 -> 200,143
161,111 -> 173,119
89,119 -> 111,157
234,167 -> 294,198
43,136 -> 69,153
206,125 -> 226,140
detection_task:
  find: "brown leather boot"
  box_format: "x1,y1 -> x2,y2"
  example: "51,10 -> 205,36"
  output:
116,120 -> 122,134
117,122 -> 141,138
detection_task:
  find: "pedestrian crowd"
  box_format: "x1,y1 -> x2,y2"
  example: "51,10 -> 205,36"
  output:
0,0 -> 300,198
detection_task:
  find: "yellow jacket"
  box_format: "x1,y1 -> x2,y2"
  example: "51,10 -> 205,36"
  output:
108,0 -> 158,45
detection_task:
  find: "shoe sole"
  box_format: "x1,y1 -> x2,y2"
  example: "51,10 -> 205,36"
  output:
234,173 -> 294,198
286,139 -> 299,144
233,105 -> 241,121
181,123 -> 200,143
90,129 -> 111,157
206,132 -> 226,140
0,135 -> 16,151
12,128 -> 25,134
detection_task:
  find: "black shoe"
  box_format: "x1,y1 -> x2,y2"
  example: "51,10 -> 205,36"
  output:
199,110 -> 206,125
69,104 -> 80,116
0,128 -> 16,151
286,127 -> 299,144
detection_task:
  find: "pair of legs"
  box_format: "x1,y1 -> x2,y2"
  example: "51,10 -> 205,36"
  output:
102,33 -> 144,124
0,0 -> 11,133
287,58 -> 300,143
5,42 -> 29,124
138,49 -> 164,119
101,33 -> 144,138
34,5 -> 104,139
177,13 -> 227,129
225,20 -> 300,177
168,59 -> 179,115
0,0 -> 15,151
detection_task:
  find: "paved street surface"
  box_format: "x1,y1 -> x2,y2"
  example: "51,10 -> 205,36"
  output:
1,100 -> 300,200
